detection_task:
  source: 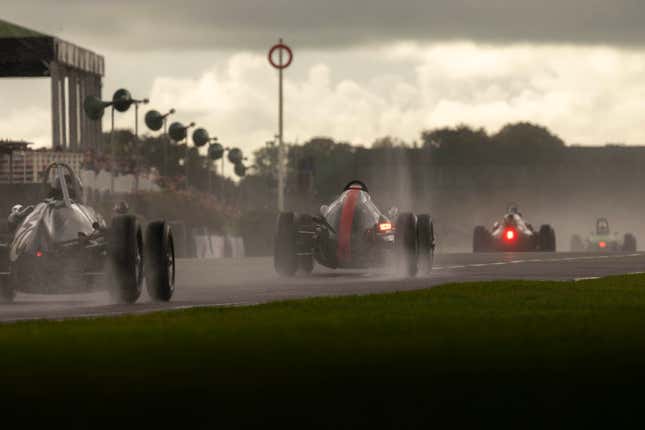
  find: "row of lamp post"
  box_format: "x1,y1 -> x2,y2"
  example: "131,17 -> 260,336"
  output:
83,88 -> 247,194
83,88 -> 148,192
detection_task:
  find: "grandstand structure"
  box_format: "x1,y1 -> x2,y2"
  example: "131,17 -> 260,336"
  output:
0,19 -> 105,151
0,140 -> 83,184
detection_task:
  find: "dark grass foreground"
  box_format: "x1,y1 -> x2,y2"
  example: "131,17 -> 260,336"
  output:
3,276 -> 645,427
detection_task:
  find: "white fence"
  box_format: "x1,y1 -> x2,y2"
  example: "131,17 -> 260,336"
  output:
80,169 -> 160,193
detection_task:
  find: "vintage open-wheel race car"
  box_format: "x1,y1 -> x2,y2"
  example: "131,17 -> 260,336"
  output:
0,162 -> 175,303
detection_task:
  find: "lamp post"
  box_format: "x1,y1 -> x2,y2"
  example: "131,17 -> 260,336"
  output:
193,128 -> 220,194
83,88 -> 147,193
169,121 -> 195,189
131,97 -> 149,192
144,108 -> 176,176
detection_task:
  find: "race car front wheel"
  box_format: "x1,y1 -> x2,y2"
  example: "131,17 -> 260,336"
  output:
396,213 -> 418,277
417,214 -> 435,275
473,226 -> 489,253
144,220 -> 175,302
109,214 -> 144,304
274,212 -> 298,277
539,225 -> 556,252
623,233 -> 637,252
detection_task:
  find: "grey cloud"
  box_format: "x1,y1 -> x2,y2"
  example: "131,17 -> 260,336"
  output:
3,0 -> 645,52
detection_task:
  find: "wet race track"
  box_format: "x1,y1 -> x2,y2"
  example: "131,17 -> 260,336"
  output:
1,252 -> 644,322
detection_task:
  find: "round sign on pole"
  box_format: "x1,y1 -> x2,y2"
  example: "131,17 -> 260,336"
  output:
268,39 -> 292,212
268,42 -> 293,69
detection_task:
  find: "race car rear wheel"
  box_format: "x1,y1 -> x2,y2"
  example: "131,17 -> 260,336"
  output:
0,242 -> 13,303
539,225 -> 556,252
473,226 -> 489,253
395,213 -> 418,277
144,221 -> 175,302
623,233 -> 637,252
417,214 -> 435,275
109,214 -> 144,304
274,212 -> 298,277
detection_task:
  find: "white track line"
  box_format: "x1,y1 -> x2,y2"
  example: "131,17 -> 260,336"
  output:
432,253 -> 645,271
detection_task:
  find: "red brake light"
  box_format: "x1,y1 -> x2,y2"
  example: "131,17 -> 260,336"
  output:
36,250 -> 43,257
599,241 -> 607,248
505,229 -> 515,241
378,222 -> 392,232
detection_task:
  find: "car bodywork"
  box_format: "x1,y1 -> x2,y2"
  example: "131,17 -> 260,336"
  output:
570,218 -> 637,252
312,185 -> 395,269
0,162 -> 175,302
473,205 -> 556,252
4,163 -> 107,293
274,181 -> 435,277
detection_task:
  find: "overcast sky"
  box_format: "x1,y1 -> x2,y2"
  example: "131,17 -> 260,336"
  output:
2,0 -> 645,157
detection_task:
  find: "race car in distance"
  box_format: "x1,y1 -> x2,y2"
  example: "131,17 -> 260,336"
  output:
0,162 -> 175,303
570,218 -> 637,252
473,205 -> 556,252
273,180 -> 435,277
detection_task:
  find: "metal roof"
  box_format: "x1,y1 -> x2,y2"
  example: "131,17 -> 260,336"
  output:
0,19 -> 104,77
0,140 -> 30,154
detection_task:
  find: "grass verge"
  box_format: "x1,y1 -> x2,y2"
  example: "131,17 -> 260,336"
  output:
3,275 -> 645,426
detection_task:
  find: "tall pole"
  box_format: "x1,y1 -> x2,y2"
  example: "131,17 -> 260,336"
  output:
277,39 -> 285,212
208,160 -> 213,195
8,151 -> 13,185
268,39 -> 291,211
134,103 -> 139,193
110,107 -> 115,193
185,138 -> 189,189
163,118 -> 168,177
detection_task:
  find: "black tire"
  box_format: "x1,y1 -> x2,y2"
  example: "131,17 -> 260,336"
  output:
144,221 -> 176,302
539,225 -> 556,252
0,274 -> 15,303
570,235 -> 584,252
109,215 -> 143,304
295,214 -> 315,275
395,213 -> 418,277
417,214 -> 435,275
0,232 -> 14,302
0,257 -> 14,304
274,212 -> 298,277
623,233 -> 637,252
473,226 -> 489,253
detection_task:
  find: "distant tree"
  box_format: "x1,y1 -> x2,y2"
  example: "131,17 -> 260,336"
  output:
372,136 -> 408,148
491,122 -> 565,162
421,124 -> 490,149
420,125 -> 490,163
289,137 -> 356,201
492,122 -> 565,148
253,141 -> 280,178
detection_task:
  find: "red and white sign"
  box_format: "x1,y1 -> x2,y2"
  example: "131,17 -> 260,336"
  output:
268,42 -> 293,70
